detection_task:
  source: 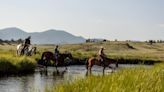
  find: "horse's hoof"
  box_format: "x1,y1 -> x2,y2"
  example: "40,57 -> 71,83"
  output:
57,70 -> 59,74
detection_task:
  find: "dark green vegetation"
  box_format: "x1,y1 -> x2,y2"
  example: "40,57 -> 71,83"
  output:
0,46 -> 37,76
0,56 -> 36,75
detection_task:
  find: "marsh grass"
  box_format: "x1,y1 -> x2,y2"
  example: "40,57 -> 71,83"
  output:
0,51 -> 36,75
46,63 -> 164,92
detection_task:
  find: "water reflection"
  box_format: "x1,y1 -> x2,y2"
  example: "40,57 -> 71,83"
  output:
0,65 -> 152,92
39,68 -> 67,78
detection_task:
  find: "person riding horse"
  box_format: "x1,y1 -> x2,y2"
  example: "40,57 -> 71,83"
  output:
98,46 -> 106,64
54,45 -> 59,63
21,36 -> 31,54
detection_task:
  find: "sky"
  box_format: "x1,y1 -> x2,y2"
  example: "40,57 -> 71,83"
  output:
0,0 -> 164,41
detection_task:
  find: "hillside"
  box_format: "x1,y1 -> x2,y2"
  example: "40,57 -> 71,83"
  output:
0,27 -> 85,44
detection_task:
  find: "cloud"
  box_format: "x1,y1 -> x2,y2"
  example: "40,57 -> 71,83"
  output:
158,24 -> 164,28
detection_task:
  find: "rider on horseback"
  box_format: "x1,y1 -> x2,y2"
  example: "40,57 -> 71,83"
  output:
54,45 -> 59,62
21,36 -> 31,54
98,46 -> 106,64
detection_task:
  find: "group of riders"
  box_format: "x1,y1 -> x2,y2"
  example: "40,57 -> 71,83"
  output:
21,36 -> 107,63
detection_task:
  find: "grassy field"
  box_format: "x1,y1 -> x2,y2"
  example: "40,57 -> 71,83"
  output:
0,45 -> 37,75
46,63 -> 164,92
37,41 -> 164,64
0,41 -> 164,75
0,41 -> 164,91
37,41 -> 164,92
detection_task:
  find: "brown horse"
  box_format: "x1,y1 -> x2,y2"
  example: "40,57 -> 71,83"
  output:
86,56 -> 118,74
40,51 -> 73,70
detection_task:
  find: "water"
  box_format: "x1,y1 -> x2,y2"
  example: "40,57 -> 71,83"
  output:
0,64 -> 152,92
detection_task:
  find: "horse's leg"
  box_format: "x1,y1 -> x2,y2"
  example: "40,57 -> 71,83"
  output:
103,66 -> 106,75
45,59 -> 49,68
89,65 -> 92,74
55,65 -> 59,74
116,61 -> 118,68
45,61 -> 48,68
55,60 -> 58,66
64,64 -> 67,70
16,50 -> 19,56
108,65 -> 115,73
86,63 -> 89,76
86,70 -> 88,76
54,60 -> 59,73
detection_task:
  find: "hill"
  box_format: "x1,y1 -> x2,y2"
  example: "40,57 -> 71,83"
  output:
0,27 -> 85,44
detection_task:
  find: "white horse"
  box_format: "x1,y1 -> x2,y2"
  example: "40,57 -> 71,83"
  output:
16,44 -> 37,56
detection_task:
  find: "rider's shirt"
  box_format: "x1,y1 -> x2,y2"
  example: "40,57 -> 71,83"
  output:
54,48 -> 59,59
24,38 -> 31,45
98,49 -> 105,57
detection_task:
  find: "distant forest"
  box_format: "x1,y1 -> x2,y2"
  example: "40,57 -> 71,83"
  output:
0,38 -> 164,45
0,38 -> 23,45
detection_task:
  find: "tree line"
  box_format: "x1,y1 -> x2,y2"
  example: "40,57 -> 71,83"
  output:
0,38 -> 24,45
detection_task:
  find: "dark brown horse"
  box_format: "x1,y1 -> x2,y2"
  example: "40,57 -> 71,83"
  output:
86,56 -> 118,74
40,51 -> 73,70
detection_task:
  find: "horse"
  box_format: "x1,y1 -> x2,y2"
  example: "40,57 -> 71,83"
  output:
39,51 -> 73,70
16,43 -> 37,56
86,56 -> 118,74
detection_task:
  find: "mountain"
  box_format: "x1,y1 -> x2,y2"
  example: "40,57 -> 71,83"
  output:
0,27 -> 85,44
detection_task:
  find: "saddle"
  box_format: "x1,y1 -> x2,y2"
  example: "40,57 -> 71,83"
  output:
97,55 -> 106,65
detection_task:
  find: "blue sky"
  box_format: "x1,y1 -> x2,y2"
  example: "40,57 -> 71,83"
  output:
0,0 -> 164,40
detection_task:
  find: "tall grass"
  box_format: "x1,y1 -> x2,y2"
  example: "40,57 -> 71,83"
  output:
0,53 -> 36,75
46,64 -> 164,92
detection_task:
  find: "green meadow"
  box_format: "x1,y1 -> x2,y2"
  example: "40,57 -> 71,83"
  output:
0,41 -> 164,75
0,41 -> 164,92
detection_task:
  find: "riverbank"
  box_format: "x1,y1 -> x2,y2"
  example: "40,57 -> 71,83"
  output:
0,53 -> 36,76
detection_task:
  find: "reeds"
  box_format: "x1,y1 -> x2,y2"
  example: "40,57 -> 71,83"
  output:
46,64 -> 164,92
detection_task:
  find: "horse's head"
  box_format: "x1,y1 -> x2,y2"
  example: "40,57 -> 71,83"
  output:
66,53 -> 73,59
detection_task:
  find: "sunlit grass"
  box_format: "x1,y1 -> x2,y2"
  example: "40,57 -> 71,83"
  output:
46,63 -> 164,92
0,41 -> 164,75
0,51 -> 36,75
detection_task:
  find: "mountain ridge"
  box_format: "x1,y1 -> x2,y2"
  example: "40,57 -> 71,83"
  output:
0,27 -> 85,44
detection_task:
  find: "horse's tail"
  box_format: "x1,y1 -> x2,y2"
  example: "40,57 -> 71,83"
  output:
86,59 -> 89,70
115,59 -> 118,68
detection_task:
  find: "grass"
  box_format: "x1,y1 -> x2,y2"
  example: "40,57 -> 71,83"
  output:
37,41 -> 164,64
0,41 -> 164,75
0,42 -> 164,91
0,46 -> 36,75
46,63 -> 164,92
